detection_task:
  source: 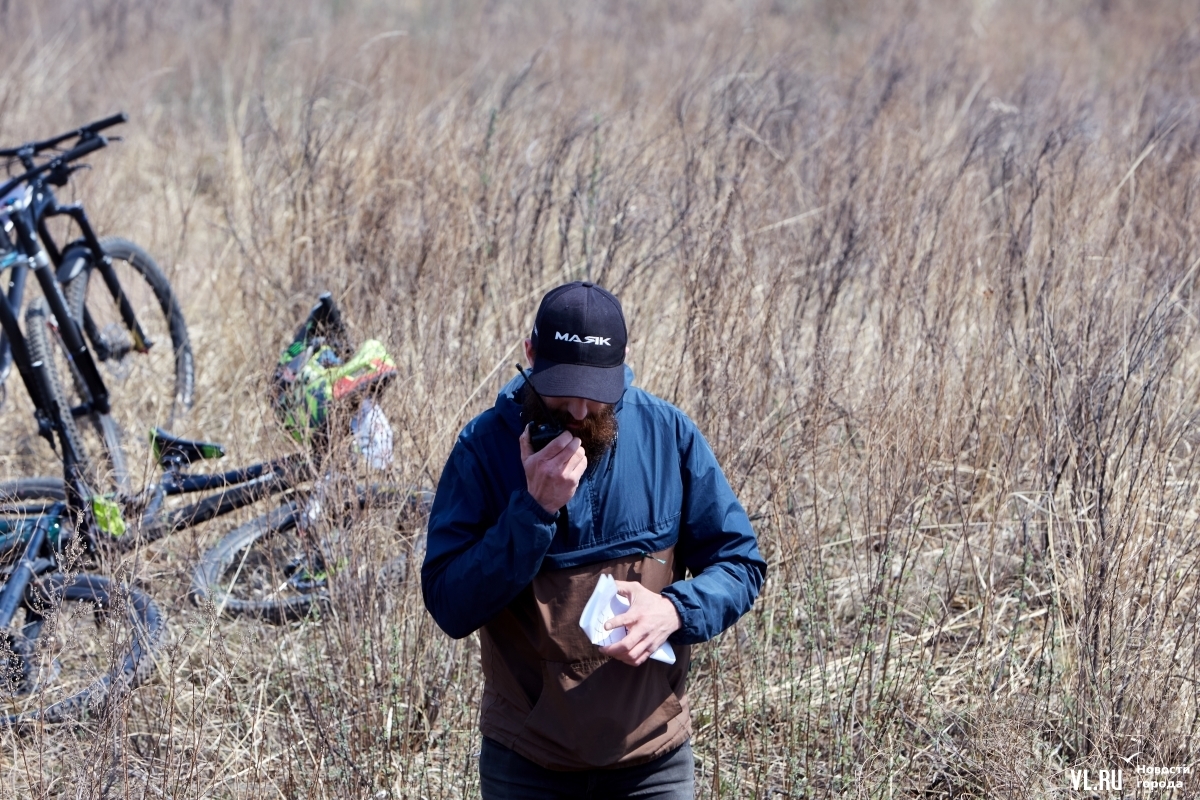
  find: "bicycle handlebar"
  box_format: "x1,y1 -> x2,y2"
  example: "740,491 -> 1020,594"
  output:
0,134 -> 109,204
0,112 -> 127,158
80,113 -> 128,137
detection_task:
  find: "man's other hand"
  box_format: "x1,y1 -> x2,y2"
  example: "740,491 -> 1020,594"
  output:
599,580 -> 683,667
520,425 -> 587,515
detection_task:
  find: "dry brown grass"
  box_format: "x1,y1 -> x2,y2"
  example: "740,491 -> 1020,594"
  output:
1,0 -> 1199,796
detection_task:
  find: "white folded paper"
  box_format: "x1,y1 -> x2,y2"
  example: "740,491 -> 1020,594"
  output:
578,573 -> 676,665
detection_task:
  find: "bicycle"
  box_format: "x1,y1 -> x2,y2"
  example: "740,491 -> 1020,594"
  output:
2,422 -> 429,625
4,294 -> 430,622
190,478 -> 431,624
189,294 -> 431,622
0,113 -> 193,491
0,466 -> 165,728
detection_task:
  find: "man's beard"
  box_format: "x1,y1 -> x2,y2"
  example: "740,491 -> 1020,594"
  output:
522,391 -> 618,464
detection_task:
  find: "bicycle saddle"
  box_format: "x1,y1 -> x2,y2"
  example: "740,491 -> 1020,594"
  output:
150,428 -> 226,467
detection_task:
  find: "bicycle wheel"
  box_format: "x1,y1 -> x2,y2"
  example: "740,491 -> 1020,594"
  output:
25,299 -> 128,496
61,237 -> 194,434
190,502 -> 317,623
0,573 -> 166,728
191,486 -> 431,624
0,478 -> 66,504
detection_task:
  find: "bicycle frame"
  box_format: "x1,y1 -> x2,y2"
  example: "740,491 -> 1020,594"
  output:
3,450 -> 312,553
0,191 -> 111,417
131,454 -> 311,545
3,290 -> 387,552
0,113 -> 152,388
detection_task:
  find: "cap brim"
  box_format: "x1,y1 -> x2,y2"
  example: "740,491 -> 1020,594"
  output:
529,361 -> 625,404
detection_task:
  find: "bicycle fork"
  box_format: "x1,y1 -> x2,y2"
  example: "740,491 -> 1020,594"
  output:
11,210 -> 110,415
44,202 -> 153,355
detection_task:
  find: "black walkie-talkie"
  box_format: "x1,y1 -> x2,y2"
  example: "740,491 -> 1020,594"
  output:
516,364 -> 565,452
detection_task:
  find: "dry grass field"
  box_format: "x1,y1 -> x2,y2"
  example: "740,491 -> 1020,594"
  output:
0,0 -> 1199,796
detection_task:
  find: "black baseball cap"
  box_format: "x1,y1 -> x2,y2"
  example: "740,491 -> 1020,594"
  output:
529,281 -> 627,403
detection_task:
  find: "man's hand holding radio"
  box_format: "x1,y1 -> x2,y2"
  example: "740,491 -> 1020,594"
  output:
521,426 -> 588,514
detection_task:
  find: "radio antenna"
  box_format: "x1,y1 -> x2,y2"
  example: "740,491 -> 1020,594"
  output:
516,364 -> 554,416
515,364 -> 565,452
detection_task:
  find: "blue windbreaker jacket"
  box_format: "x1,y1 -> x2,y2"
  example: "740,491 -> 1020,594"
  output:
421,367 -> 767,643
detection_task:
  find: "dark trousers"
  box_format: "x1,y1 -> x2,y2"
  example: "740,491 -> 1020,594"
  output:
480,737 -> 695,800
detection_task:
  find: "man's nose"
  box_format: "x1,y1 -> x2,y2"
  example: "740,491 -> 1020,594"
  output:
565,398 -> 589,421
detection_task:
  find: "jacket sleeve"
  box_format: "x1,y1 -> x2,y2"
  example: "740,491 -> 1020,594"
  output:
660,417 -> 767,645
421,439 -> 558,639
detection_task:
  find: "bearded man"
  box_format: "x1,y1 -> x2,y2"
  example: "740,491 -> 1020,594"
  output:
422,281 -> 766,799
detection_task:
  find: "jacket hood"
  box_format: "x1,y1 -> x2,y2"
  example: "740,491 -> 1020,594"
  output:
495,364 -> 635,433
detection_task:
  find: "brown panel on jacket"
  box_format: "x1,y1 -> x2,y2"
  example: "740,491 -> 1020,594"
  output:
479,547 -> 692,770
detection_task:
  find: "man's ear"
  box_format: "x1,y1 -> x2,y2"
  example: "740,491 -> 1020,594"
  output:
524,338 -> 536,366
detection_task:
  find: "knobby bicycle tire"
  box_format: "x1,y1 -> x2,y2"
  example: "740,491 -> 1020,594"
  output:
0,478 -> 66,504
24,299 -> 128,495
190,486 -> 432,624
62,237 -> 194,430
190,502 -> 315,624
0,573 -> 166,729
